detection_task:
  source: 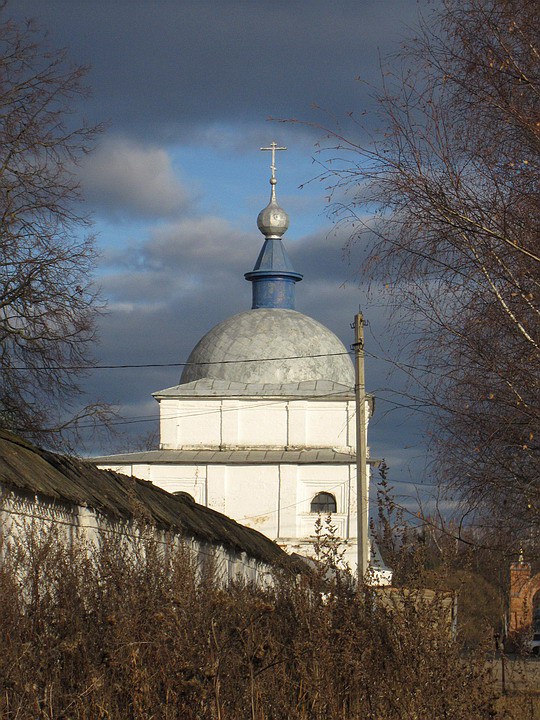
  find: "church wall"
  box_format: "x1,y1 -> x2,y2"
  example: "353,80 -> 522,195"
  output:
159,396 -> 359,451
93,458 -> 380,579
160,398 -> 222,449
89,461 -> 209,504
302,401 -> 354,450
296,464 -> 354,542
229,400 -> 288,448
277,464 -> 299,539
287,401 -> 308,446
223,465 -> 279,537
95,460 -> 359,548
149,464 -> 208,505
159,398 -> 177,447
207,465 -> 227,515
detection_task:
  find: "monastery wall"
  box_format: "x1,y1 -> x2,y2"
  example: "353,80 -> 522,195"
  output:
0,484 -> 275,587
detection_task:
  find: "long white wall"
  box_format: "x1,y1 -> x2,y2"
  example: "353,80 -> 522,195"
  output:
0,486 -> 275,586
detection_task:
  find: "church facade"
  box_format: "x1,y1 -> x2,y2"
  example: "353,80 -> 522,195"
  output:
95,146 -> 390,581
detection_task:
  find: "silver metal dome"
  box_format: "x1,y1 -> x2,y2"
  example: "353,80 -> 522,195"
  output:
257,142 -> 289,239
257,178 -> 289,238
180,308 -> 354,386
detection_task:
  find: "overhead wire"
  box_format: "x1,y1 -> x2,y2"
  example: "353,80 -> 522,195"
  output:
204,474 -> 441,523
10,344 -> 433,429
58,387 -> 357,431
13,347 -> 438,490
9,346 -> 444,417
9,345 -> 447,382
11,351 -> 352,372
66,386 -> 430,432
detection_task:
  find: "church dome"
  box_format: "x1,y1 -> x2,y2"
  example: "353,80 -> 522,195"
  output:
180,308 -> 354,386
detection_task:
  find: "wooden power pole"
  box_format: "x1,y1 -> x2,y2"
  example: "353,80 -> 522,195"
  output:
353,312 -> 370,579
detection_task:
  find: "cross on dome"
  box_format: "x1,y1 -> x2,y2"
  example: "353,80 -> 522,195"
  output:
260,142 -> 287,184
244,142 -> 302,310
257,141 -> 289,238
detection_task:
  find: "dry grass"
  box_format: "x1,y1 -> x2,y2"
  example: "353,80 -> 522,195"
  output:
0,526 -> 522,719
490,657 -> 540,720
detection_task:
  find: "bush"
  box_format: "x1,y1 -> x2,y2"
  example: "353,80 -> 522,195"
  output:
0,526 -> 498,719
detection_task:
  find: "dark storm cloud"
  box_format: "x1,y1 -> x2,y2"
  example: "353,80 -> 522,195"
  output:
12,0 -> 425,140
7,0 -> 435,495
290,225 -> 368,287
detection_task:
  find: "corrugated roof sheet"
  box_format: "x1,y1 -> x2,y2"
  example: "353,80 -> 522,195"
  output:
0,430 -> 287,566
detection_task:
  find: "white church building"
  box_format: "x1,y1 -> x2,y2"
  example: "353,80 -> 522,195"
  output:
95,146 -> 390,581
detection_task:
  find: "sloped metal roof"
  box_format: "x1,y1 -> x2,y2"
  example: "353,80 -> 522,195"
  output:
0,430 -> 288,567
154,378 -> 355,399
92,448 -> 357,465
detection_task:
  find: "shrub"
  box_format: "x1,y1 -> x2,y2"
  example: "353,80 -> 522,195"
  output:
0,526 -> 499,719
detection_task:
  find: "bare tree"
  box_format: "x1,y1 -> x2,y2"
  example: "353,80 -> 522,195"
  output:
314,0 -> 539,537
0,5 -> 109,449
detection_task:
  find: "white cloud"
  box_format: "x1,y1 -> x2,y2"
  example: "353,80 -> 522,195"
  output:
80,137 -> 193,219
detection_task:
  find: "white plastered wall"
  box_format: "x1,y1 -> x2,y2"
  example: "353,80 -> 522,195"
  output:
0,485 -> 274,586
95,458 -> 391,583
96,460 -> 362,551
159,396 -> 358,451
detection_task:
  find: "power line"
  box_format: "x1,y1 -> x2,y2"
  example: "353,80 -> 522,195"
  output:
54,387 -> 355,431
9,345 -> 450,392
34,383 -> 430,434
12,351 -> 352,372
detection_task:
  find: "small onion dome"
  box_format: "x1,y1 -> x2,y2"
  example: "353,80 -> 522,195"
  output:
257,178 -> 289,238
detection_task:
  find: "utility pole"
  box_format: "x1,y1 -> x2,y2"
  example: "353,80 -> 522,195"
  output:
353,312 -> 369,579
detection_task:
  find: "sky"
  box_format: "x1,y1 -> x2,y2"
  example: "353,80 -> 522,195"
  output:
11,0 -> 440,511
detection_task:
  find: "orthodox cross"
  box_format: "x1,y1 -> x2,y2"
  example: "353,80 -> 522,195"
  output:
260,142 -> 287,180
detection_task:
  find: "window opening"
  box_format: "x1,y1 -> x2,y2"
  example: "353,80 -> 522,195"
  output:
310,491 -> 337,514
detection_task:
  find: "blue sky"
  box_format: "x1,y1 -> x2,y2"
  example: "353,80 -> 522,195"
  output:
12,0 -> 441,510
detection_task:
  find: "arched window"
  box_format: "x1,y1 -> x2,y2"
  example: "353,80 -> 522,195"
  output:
310,492 -> 337,514
173,491 -> 195,503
